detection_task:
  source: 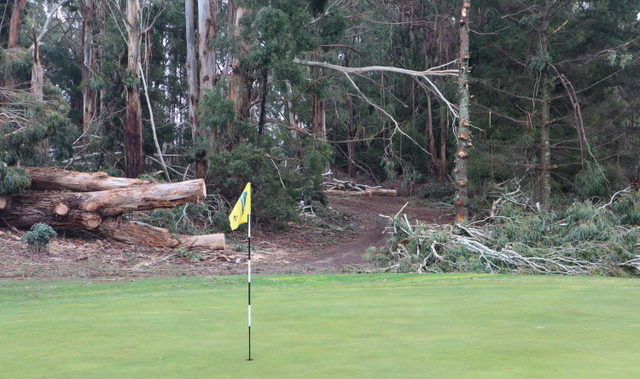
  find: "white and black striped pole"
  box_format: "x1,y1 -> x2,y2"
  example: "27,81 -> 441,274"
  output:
247,215 -> 253,361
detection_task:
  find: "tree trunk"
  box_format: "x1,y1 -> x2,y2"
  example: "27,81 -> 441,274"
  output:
426,91 -> 437,168
23,166 -> 152,191
96,219 -> 224,249
439,103 -> 447,185
80,0 -> 99,134
310,51 -> 326,138
185,0 -> 198,142
228,4 -> 252,123
30,37 -> 44,102
4,0 -> 27,88
125,0 -> 144,178
1,179 -> 206,226
1,171 -> 224,250
454,0 -> 471,224
347,93 -> 355,178
197,0 -> 217,93
311,92 -> 325,138
7,0 -> 27,49
539,2 -> 552,210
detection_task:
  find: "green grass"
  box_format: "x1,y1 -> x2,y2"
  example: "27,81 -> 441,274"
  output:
1,274 -> 639,378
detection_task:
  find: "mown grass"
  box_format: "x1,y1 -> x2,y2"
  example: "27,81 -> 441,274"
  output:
1,274 -> 639,378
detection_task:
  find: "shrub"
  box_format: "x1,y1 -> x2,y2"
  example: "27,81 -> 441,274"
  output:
22,223 -> 57,253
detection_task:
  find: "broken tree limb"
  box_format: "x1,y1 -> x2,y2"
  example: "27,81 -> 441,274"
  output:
326,188 -> 397,197
96,218 -> 224,250
0,195 -> 6,210
23,166 -> 152,191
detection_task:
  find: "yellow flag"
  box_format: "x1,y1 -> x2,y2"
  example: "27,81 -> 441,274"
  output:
229,183 -> 251,231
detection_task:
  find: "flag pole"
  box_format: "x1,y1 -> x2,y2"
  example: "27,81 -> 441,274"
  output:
247,214 -> 253,361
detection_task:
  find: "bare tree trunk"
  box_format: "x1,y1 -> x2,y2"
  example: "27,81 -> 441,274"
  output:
30,29 -> 43,102
228,3 -> 251,123
80,0 -> 100,134
454,0 -> 471,223
197,0 -> 217,93
538,1 -> 552,210
347,93 -> 355,178
540,71 -> 552,209
426,90 -> 436,167
311,49 -> 326,138
7,0 -> 26,49
185,0 -> 198,141
311,91 -> 325,138
257,67 -> 268,135
439,104 -> 447,185
125,0 -> 144,178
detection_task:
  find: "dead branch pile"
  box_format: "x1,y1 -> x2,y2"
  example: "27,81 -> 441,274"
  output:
323,178 -> 397,197
373,188 -> 640,277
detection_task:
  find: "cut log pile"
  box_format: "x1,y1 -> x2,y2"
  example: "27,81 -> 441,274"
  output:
0,167 -> 225,250
323,178 -> 397,197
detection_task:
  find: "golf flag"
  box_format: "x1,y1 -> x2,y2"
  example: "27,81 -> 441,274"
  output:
229,183 -> 251,231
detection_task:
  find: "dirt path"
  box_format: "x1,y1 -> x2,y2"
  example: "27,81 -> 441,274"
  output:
0,196 -> 452,278
252,195 -> 452,274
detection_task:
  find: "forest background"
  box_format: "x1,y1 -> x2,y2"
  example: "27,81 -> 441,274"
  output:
0,0 -> 638,230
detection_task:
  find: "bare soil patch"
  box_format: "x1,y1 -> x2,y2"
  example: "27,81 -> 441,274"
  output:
0,196 -> 452,279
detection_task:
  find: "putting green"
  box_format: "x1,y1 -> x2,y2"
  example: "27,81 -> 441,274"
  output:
1,274 -> 639,378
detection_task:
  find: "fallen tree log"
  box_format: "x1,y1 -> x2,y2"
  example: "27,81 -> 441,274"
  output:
22,166 -> 152,191
0,179 -> 206,227
326,188 -> 397,197
96,219 -> 225,250
1,168 -> 226,250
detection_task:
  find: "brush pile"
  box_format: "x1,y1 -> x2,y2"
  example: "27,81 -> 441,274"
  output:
373,187 -> 640,277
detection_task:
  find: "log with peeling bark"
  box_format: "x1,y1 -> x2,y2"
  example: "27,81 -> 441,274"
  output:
326,188 -> 397,197
1,179 -> 206,228
0,176 -> 225,250
22,166 -> 152,191
96,219 -> 225,250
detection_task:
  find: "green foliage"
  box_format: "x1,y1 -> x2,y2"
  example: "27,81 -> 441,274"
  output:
374,192 -> 640,276
0,165 -> 30,196
574,164 -> 609,200
206,138 -> 330,228
174,248 -> 202,261
22,223 -> 57,253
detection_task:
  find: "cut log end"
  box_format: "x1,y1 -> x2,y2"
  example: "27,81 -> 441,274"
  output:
82,213 -> 102,229
54,202 -> 69,216
83,201 -> 100,212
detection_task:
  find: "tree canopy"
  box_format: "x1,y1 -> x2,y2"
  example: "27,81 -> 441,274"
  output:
0,0 -> 638,225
